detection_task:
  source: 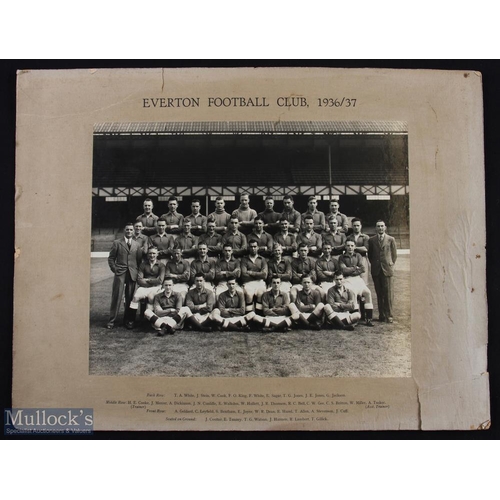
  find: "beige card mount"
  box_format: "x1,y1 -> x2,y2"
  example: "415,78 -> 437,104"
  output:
13,67 -> 489,431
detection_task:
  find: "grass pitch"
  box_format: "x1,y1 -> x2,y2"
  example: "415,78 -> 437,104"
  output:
89,256 -> 411,377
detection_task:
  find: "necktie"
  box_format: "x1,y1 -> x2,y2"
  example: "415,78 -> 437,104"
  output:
127,239 -> 131,249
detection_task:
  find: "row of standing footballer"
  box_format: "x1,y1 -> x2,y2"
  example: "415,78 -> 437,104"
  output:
105,194 -> 398,336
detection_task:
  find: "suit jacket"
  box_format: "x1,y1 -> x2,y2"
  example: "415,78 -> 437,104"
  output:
108,238 -> 142,281
368,234 -> 397,277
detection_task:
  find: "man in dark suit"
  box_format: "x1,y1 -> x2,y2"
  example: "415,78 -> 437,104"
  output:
368,220 -> 398,323
107,222 -> 143,329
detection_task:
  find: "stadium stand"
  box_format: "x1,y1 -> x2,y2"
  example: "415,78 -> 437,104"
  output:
92,121 -> 409,251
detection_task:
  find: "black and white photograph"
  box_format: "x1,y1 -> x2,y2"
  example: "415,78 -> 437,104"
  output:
89,120 -> 410,378
13,67 -> 488,431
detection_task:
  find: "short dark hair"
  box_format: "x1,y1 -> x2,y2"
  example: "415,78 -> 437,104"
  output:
351,217 -> 361,224
298,243 -> 309,250
254,215 -> 263,223
194,272 -> 205,279
168,196 -> 178,202
271,274 -> 281,281
192,198 -> 201,204
283,195 -> 294,202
